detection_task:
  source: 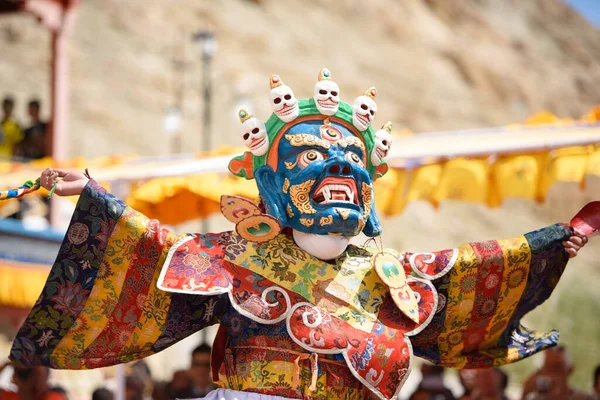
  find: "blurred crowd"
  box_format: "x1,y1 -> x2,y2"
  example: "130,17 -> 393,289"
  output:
406,347 -> 598,400
0,344 -> 216,400
0,95 -> 49,161
0,94 -> 51,222
0,345 -> 597,400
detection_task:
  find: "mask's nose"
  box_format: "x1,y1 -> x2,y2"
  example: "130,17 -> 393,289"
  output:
327,155 -> 352,176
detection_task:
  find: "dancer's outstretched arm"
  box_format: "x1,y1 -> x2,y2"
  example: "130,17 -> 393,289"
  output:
408,223 -> 588,369
10,169 -> 231,369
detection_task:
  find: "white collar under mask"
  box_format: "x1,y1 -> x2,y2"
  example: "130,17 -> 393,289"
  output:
292,229 -> 351,261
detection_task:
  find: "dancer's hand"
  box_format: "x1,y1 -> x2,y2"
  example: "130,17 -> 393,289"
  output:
40,168 -> 90,197
562,227 -> 588,258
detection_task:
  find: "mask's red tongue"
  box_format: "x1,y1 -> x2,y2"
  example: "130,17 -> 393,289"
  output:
570,201 -> 600,236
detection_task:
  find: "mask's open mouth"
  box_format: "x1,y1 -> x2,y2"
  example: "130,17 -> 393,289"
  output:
312,177 -> 358,205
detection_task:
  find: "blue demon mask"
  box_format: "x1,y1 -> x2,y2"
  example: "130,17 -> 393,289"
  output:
254,119 -> 381,237
228,70 -> 393,240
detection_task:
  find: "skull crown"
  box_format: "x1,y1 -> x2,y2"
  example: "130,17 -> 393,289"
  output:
234,69 -> 394,173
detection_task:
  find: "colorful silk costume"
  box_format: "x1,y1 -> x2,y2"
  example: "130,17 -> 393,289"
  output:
8,70 -> 595,400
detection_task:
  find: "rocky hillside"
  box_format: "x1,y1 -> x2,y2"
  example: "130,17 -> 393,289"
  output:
0,0 -> 599,394
0,0 -> 599,158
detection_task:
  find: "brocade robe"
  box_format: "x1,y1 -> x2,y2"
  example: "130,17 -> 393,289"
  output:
10,181 -> 571,400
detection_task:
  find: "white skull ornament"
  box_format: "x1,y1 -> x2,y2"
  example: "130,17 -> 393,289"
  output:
352,87 -> 378,131
238,109 -> 269,156
269,75 -> 299,123
371,121 -> 393,166
313,68 -> 340,116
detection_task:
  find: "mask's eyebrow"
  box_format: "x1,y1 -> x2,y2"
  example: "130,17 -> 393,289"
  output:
285,134 -> 331,151
336,136 -> 365,152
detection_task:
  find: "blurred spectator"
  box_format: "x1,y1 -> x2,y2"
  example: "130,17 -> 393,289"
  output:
0,96 -> 23,158
416,364 -> 455,400
522,347 -> 595,400
409,389 -> 433,400
0,365 -> 67,400
458,370 -> 477,400
594,365 -> 600,399
91,388 -> 114,400
17,99 -> 48,159
190,343 -> 217,396
151,381 -> 169,400
167,369 -> 195,399
498,369 -> 509,398
125,376 -> 144,400
468,368 -> 507,400
129,360 -> 153,399
49,386 -> 68,400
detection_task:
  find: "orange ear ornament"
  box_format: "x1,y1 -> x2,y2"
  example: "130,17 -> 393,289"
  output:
220,195 -> 282,243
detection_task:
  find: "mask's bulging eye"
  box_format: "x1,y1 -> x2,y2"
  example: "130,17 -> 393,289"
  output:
346,151 -> 364,167
298,150 -> 325,168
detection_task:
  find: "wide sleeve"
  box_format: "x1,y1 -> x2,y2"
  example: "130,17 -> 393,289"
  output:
409,224 -> 571,368
9,180 -> 230,369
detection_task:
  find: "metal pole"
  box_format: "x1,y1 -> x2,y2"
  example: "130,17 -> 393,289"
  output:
202,52 -> 212,159
200,43 -> 212,234
171,32 -> 186,155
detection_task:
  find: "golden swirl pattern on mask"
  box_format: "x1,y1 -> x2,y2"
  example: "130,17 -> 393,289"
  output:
285,134 -> 331,150
319,215 -> 333,226
361,182 -> 373,220
290,180 -> 317,214
300,218 -> 314,227
284,160 -> 298,170
283,178 -> 290,194
337,136 -> 366,151
286,204 -> 294,218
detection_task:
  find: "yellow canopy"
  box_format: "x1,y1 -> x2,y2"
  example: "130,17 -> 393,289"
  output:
0,261 -> 49,308
1,108 -> 599,225
126,172 -> 259,225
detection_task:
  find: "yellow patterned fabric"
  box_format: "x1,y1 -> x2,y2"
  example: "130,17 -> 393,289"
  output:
412,224 -> 571,368
224,234 -> 387,333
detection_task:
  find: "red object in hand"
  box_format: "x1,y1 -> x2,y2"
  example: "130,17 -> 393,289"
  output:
570,201 -> 600,237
